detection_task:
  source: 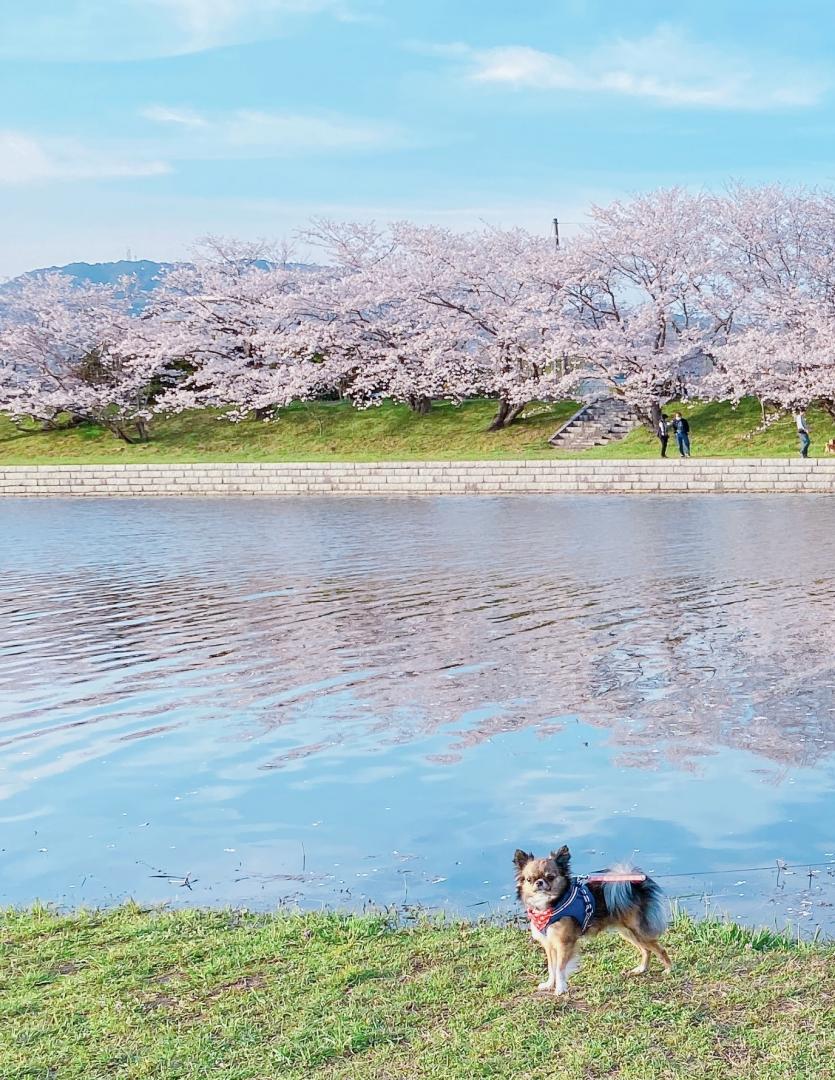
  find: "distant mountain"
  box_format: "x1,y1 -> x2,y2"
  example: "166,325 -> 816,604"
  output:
0,260 -> 176,310
40,260 -> 176,291
3,257 -> 318,295
4,260 -> 176,294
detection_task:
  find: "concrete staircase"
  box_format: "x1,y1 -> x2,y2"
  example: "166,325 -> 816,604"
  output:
548,397 -> 642,451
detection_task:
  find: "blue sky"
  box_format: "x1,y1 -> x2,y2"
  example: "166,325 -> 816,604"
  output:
2,0 -> 835,275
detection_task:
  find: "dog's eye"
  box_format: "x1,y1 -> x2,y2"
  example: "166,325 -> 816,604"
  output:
544,874 -> 554,882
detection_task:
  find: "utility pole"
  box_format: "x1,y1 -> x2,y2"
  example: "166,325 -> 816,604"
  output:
552,217 -> 565,381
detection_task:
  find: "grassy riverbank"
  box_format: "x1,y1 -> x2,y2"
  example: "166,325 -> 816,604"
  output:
1,398 -> 833,464
2,907 -> 832,1079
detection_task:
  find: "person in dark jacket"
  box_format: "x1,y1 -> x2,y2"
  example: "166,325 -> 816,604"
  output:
794,410 -> 811,458
657,413 -> 670,457
672,412 -> 691,457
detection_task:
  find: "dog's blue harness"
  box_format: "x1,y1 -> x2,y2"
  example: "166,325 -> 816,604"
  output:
528,881 -> 596,934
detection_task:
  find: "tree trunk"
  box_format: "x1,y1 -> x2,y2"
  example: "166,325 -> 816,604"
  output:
819,399 -> 835,421
632,400 -> 662,432
34,412 -> 82,431
407,395 -> 432,415
106,420 -> 143,444
488,399 -> 527,431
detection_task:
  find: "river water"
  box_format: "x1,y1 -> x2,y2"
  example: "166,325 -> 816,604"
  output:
1,496 -> 834,932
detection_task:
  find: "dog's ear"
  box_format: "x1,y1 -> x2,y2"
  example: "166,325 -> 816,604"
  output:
513,849 -> 533,871
550,845 -> 571,872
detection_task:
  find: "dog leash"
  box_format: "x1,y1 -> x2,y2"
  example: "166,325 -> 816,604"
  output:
579,872 -> 647,884
582,861 -> 835,883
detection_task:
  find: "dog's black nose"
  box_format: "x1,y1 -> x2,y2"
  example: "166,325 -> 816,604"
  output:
535,878 -> 546,889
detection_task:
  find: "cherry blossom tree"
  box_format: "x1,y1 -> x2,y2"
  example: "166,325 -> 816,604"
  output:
301,220 -> 486,414
147,237 -> 341,420
395,223 -> 570,428
707,301 -> 835,410
0,272 -> 168,442
306,220 -> 569,428
707,185 -> 835,415
553,188 -> 733,427
6,184 -> 835,441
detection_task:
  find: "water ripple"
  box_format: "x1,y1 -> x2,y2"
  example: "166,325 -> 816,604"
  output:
1,496 -> 834,929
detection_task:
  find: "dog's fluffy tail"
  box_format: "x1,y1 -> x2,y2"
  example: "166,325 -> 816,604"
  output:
602,863 -> 668,938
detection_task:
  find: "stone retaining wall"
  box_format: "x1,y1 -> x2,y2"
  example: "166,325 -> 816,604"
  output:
2,459 -> 835,496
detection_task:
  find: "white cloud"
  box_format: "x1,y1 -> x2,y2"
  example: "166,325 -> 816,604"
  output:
0,131 -> 170,186
140,105 -> 210,129
458,25 -> 826,110
141,105 -> 402,153
0,102 -> 401,193
0,0 -> 363,61
145,0 -> 356,52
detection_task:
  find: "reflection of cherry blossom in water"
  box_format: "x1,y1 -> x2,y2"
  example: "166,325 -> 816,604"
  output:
1,495 -> 834,930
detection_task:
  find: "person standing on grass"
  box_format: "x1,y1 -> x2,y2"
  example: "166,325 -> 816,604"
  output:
657,413 -> 670,458
673,412 -> 691,457
795,409 -> 811,458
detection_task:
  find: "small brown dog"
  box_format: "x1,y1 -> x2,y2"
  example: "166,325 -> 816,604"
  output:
514,845 -> 671,996
825,438 -> 835,454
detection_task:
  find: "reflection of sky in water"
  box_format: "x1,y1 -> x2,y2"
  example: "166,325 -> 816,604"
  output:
1,496 -> 834,932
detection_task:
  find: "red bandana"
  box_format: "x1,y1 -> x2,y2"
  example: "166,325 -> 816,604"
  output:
527,906 -> 555,934
525,883 -> 596,935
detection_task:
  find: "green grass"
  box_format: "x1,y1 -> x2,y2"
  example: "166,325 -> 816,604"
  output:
0,398 -> 833,465
1,907 -> 832,1079
0,400 -> 577,465
584,399 -> 834,460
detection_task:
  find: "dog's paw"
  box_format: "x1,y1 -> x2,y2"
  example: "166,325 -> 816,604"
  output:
628,965 -> 649,976
537,980 -> 555,991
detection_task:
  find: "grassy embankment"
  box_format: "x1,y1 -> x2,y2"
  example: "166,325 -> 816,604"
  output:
1,906 -> 833,1079
0,398 -> 833,465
